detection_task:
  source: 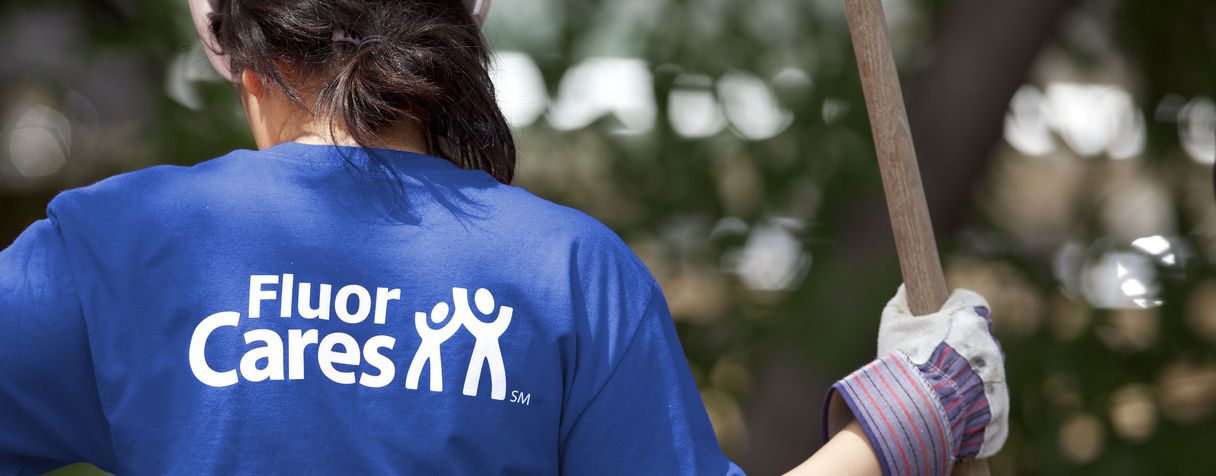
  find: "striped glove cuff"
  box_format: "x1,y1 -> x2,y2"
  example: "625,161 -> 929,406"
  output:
822,343 -> 991,476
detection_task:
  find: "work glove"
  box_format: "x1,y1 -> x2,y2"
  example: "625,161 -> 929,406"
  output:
823,285 -> 1009,476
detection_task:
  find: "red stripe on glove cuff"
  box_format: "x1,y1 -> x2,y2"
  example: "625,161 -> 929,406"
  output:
824,344 -> 990,476
917,343 -> 991,459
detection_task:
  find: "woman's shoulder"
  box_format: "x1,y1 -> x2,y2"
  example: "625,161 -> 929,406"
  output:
486,184 -> 636,255
46,151 -> 247,218
494,185 -> 656,283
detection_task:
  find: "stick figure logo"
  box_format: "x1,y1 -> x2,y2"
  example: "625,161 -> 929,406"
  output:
403,287 -> 513,400
405,301 -> 462,392
458,288 -> 513,400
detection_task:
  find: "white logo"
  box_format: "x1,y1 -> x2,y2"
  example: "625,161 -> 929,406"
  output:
459,288 -> 513,400
405,301 -> 460,393
189,275 -> 518,402
404,288 -> 514,400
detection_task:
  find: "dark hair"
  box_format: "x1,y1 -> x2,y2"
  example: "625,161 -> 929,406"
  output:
207,0 -> 515,183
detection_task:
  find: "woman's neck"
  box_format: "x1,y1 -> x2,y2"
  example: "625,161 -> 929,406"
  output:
290,120 -> 430,155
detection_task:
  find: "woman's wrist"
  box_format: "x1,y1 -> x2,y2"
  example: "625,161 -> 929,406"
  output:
788,421 -> 882,476
824,351 -> 959,476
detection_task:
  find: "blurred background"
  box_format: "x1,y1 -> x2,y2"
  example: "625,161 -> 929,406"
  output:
3,0 -> 1214,474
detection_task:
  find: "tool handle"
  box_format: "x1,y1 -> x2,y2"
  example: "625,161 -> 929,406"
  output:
842,1 -> 988,474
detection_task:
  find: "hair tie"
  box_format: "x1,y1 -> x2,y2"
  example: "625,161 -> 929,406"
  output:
332,30 -> 382,49
357,35 -> 384,48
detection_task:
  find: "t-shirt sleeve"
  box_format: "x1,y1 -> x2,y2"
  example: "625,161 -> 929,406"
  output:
557,237 -> 743,475
0,216 -> 116,474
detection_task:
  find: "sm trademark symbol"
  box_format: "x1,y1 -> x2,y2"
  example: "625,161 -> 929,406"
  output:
510,390 -> 532,406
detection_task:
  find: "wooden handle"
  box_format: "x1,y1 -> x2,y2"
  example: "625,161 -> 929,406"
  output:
842,0 -> 988,474
842,0 -> 949,316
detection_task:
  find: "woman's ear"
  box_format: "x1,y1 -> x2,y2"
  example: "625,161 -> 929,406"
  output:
238,69 -> 276,150
240,69 -> 264,98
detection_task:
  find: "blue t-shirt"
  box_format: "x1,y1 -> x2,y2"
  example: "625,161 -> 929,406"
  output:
0,142 -> 743,475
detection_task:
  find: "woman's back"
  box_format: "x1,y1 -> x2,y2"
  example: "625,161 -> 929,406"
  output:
0,142 -> 734,474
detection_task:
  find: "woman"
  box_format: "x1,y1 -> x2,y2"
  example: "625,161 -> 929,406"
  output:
0,1 -> 1007,474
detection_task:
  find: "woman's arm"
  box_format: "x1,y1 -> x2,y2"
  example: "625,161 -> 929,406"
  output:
786,421 -> 881,476
0,217 -> 116,473
792,286 -> 1008,476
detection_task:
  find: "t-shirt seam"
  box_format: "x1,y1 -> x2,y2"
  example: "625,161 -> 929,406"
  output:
558,284 -> 660,446
44,204 -> 120,468
256,149 -> 465,180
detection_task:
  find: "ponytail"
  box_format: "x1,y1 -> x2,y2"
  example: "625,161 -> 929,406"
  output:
207,0 -> 516,183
